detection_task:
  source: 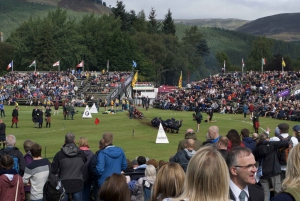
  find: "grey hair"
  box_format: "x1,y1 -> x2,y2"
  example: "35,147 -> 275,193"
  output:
65,132 -> 75,143
6,135 -> 16,147
226,147 -> 252,172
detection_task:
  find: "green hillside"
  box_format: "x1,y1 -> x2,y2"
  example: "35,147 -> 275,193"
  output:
0,0 -> 103,41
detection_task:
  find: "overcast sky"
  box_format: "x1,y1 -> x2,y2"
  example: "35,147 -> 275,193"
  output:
106,0 -> 299,20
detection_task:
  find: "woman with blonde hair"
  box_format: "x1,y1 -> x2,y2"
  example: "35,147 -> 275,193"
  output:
271,143 -> 300,201
151,162 -> 185,201
163,146 -> 230,201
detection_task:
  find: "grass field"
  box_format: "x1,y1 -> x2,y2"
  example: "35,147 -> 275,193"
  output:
3,105 -> 298,161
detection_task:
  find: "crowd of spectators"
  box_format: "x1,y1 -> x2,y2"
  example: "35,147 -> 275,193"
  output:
1,123 -> 299,201
0,70 -> 131,107
155,71 -> 300,121
87,71 -> 131,93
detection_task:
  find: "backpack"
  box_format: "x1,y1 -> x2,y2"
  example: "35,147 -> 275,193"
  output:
142,179 -> 153,201
278,135 -> 292,165
43,172 -> 65,201
0,150 -> 20,174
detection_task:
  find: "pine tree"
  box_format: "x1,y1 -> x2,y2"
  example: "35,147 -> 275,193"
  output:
162,9 -> 176,35
147,7 -> 161,34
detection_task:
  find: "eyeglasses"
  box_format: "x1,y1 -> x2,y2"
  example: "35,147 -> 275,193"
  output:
234,164 -> 257,171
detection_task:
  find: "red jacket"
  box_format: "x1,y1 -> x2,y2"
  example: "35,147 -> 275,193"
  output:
0,174 -> 25,201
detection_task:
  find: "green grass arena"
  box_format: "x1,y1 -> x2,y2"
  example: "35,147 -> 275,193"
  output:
3,105 -> 298,161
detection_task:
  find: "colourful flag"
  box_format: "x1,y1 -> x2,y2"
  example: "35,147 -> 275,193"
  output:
242,58 -> 244,68
53,61 -> 60,67
178,71 -> 182,89
282,58 -> 286,67
262,58 -> 266,65
132,60 -> 137,68
7,61 -> 13,70
95,117 -> 100,125
76,61 -> 84,68
29,60 -> 36,68
132,71 -> 138,87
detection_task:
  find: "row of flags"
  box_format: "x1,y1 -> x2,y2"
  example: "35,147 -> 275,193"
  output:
6,60 -> 85,71
6,60 -> 139,70
261,58 -> 286,67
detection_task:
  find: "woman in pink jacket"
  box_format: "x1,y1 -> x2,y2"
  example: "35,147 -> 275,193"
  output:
0,154 -> 25,201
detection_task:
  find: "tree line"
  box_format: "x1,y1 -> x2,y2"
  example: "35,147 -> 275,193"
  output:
2,1 -> 300,85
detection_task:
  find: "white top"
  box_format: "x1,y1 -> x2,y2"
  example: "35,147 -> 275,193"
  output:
229,179 -> 249,201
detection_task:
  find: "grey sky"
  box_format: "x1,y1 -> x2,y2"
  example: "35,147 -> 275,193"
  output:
107,0 -> 299,20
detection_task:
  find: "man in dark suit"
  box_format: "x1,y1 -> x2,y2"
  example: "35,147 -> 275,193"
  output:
226,147 -> 264,201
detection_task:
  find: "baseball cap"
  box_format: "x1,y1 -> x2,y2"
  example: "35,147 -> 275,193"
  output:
278,123 -> 289,133
292,125 -> 300,132
274,127 -> 280,136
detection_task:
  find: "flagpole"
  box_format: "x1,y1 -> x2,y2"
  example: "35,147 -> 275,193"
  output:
282,58 -> 284,73
35,61 -> 36,72
242,58 -> 243,75
59,60 -> 60,72
261,58 -> 263,72
12,60 -> 13,72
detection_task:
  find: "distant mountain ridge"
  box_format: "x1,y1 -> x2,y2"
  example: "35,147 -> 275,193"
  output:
236,13 -> 300,42
174,18 -> 249,30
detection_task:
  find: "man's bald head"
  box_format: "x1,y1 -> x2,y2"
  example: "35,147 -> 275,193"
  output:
186,128 -> 194,133
208,126 -> 220,139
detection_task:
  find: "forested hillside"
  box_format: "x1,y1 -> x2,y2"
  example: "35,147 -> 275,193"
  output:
2,0 -> 300,85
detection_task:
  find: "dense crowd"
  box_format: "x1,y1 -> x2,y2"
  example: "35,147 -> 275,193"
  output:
156,71 -> 300,121
0,120 -> 300,201
0,71 -> 132,108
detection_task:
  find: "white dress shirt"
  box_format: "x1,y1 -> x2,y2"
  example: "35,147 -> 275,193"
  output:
230,179 -> 249,201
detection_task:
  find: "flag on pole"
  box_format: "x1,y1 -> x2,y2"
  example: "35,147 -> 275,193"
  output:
242,58 -> 245,68
95,117 -> 100,125
178,71 -> 182,89
132,71 -> 138,87
132,60 -> 137,68
106,60 -> 109,72
53,61 -> 60,67
262,58 -> 266,65
7,61 -> 13,70
223,60 -> 226,72
282,58 -> 286,67
76,61 -> 84,68
29,60 -> 36,68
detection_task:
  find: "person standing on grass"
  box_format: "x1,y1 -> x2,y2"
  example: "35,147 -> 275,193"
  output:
243,102 -> 249,121
0,119 -> 6,149
45,106 -> 51,128
11,106 -> 19,128
0,102 -> 6,118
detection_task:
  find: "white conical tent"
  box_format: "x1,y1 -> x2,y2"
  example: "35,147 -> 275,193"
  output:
156,123 -> 169,143
90,103 -> 98,113
82,105 -> 92,118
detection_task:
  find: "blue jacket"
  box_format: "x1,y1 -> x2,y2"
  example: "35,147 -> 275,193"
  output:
96,146 -> 127,186
243,105 -> 249,113
242,137 -> 256,151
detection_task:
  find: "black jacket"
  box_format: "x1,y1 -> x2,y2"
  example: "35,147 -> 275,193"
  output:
253,141 -> 288,178
230,184 -> 264,201
51,143 -> 87,193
